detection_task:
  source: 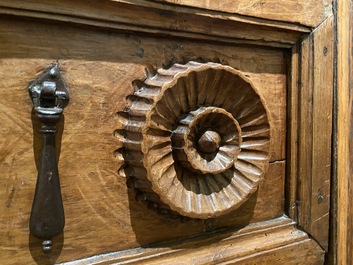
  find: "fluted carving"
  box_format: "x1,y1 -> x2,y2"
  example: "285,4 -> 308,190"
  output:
115,61 -> 271,219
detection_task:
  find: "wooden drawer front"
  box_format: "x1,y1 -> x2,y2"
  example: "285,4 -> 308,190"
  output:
0,1 -> 333,263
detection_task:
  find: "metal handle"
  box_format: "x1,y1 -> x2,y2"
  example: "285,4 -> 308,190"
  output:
28,64 -> 69,253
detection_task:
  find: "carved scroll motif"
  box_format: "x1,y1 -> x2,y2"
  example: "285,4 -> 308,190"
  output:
115,62 -> 271,219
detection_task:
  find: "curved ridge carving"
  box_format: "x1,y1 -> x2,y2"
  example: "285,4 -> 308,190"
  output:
115,61 -> 271,219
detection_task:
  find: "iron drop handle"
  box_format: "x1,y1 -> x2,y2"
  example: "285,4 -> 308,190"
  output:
28,64 -> 69,253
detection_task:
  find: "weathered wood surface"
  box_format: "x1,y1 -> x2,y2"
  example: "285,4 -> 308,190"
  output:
148,0 -> 333,28
0,16 -> 287,264
57,217 -> 324,265
294,15 -> 334,251
0,0 -> 310,48
337,0 -> 353,264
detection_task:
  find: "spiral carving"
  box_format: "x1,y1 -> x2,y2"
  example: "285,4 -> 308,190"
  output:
115,61 -> 271,219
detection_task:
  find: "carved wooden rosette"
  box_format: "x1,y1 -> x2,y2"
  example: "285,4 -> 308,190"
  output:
116,62 -> 271,219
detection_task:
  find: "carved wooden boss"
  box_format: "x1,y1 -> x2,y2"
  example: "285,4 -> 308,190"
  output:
116,61 -> 271,219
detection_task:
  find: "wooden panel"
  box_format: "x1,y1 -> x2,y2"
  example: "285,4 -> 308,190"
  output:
0,17 -> 287,264
337,0 -> 353,263
56,217 -> 324,265
148,0 -> 333,28
295,15 -> 334,250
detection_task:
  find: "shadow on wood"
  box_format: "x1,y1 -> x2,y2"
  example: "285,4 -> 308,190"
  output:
28,232 -> 64,265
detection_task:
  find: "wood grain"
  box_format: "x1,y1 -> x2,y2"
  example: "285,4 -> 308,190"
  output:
148,0 -> 332,28
0,16 -> 287,264
296,15 -> 334,251
337,0 -> 353,263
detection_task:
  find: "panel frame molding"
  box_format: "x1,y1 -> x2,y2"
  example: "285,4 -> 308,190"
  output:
287,16 -> 334,252
0,0 -> 310,48
57,216 -> 324,265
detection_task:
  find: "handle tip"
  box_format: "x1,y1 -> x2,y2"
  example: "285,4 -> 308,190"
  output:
42,240 -> 52,254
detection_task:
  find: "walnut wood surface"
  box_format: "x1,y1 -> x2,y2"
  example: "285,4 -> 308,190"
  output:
0,16 -> 287,264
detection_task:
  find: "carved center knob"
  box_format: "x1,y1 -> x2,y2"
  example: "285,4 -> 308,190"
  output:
197,130 -> 221,154
172,106 -> 242,174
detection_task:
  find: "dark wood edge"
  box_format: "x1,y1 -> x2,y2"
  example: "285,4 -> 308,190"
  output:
287,44 -> 300,221
57,216 -> 324,265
